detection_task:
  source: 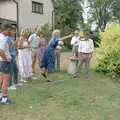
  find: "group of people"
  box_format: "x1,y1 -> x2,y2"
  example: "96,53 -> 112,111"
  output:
0,23 -> 94,105
70,30 -> 94,77
0,23 -> 63,104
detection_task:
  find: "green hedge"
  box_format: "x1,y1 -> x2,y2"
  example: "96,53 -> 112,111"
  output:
95,24 -> 120,78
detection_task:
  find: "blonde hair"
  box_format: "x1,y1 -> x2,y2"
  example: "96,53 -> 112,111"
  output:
35,28 -> 43,36
52,29 -> 60,37
20,29 -> 28,38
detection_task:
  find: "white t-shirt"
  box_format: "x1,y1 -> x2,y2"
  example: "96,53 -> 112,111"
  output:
78,39 -> 94,53
28,33 -> 40,48
71,36 -> 80,47
0,33 -> 11,61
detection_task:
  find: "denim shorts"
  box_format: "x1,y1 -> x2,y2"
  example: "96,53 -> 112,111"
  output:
0,61 -> 11,74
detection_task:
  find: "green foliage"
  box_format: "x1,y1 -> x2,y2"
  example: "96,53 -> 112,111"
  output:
63,37 -> 72,49
55,0 -> 83,36
95,24 -> 120,78
88,0 -> 113,31
19,23 -> 52,40
90,30 -> 100,47
112,0 -> 120,22
40,23 -> 52,40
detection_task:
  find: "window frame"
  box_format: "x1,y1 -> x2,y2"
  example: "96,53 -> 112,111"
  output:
32,1 -> 43,14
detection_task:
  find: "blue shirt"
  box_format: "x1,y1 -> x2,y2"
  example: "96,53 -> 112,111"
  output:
48,36 -> 60,49
5,36 -> 16,57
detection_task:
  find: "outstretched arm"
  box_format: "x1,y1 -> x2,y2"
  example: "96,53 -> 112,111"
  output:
60,34 -> 73,41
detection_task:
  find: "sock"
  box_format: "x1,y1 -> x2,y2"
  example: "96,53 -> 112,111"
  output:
1,95 -> 8,103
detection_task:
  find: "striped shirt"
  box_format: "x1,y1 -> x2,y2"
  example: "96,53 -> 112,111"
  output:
78,39 -> 94,53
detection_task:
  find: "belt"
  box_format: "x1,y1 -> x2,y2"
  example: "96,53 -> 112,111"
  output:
80,52 -> 90,54
32,47 -> 38,49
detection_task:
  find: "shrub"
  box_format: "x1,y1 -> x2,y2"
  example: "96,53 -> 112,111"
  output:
40,23 -> 52,41
90,31 -> 100,47
95,24 -> 120,78
19,23 -> 52,40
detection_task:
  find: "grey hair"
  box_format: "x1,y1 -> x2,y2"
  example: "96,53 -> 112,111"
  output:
52,29 -> 60,36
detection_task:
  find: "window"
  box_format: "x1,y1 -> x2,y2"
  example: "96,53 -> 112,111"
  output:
32,1 -> 43,14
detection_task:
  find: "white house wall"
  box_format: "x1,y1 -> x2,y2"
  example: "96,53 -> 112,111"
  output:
18,0 -> 54,29
0,1 -> 17,21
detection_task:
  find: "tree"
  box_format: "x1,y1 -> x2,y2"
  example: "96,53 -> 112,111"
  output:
54,0 -> 84,35
112,0 -> 120,22
88,0 -> 113,31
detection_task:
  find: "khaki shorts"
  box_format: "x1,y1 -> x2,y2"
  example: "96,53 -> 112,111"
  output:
79,53 -> 92,62
31,48 -> 39,57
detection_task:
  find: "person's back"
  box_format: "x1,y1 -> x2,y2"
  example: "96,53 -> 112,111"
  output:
71,30 -> 80,58
0,23 -> 15,104
48,36 -> 60,50
28,33 -> 40,49
28,32 -> 41,74
39,36 -> 47,48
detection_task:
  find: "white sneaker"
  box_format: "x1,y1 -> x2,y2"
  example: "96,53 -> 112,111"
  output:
20,79 -> 27,83
32,77 -> 37,80
8,85 -> 17,90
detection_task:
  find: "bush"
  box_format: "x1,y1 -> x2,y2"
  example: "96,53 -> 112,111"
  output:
40,23 -> 52,41
90,31 -> 100,47
19,23 -> 52,40
95,24 -> 120,78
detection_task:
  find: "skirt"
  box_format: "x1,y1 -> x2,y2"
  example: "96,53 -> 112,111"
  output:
40,48 -> 55,73
39,47 -> 46,67
0,61 -> 11,74
18,49 -> 33,78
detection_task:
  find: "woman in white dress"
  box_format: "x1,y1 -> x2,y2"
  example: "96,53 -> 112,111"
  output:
17,32 -> 32,82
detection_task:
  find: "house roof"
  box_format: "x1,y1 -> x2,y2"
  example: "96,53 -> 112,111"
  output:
0,0 -> 11,1
0,18 -> 16,25
0,0 -> 55,4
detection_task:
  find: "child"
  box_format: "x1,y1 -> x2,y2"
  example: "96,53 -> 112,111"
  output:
71,30 -> 80,58
0,23 -> 14,104
28,29 -> 42,74
6,26 -> 19,90
17,30 -> 33,82
38,32 -> 47,69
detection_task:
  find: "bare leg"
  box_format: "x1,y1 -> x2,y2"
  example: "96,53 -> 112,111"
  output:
0,73 -> 3,98
32,55 -> 36,74
1,74 -> 10,96
56,50 -> 60,72
84,57 -> 91,78
41,68 -> 47,79
85,61 -> 89,75
74,60 -> 84,77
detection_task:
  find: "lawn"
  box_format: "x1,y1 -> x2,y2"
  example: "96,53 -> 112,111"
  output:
0,52 -> 120,120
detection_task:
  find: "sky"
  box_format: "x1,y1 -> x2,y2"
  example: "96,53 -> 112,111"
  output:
82,0 -> 89,23
82,0 -> 97,31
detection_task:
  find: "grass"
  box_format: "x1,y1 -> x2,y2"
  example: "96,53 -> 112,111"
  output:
0,52 -> 120,120
0,71 -> 120,120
